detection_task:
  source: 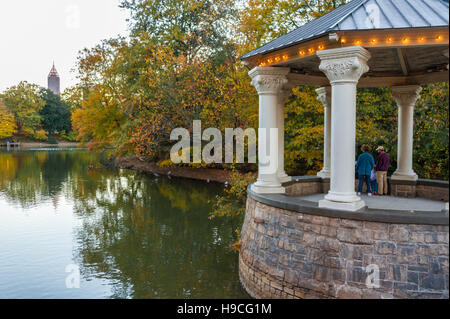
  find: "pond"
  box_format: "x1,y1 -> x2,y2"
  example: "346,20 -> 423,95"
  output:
0,148 -> 248,299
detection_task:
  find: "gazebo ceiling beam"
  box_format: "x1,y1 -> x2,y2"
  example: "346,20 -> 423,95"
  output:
287,73 -> 329,87
396,48 -> 409,76
286,70 -> 449,87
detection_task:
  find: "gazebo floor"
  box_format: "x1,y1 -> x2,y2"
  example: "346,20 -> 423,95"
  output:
298,193 -> 446,212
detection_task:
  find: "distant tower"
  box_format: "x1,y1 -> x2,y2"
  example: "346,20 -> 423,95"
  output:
48,62 -> 60,95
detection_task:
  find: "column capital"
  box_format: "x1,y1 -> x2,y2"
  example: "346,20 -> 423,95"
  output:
249,67 -> 290,94
315,86 -> 331,108
317,46 -> 370,84
391,85 -> 422,108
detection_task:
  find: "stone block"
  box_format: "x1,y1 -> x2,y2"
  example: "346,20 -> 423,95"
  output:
340,219 -> 364,229
419,273 -> 446,291
430,258 -> 446,275
336,285 -> 363,299
397,245 -> 417,264
304,223 -> 322,235
375,241 -> 397,255
311,215 -> 328,226
364,221 -> 389,232
320,225 -> 338,237
410,232 -> 425,243
373,230 -> 389,241
337,228 -> 373,244
386,264 -> 406,282
284,286 -> 294,296
407,271 -> 419,285
347,267 -> 365,284
302,232 -> 316,247
270,280 -> 283,291
389,225 -> 410,242
424,233 -> 449,244
284,269 -> 299,284
417,255 -> 429,265
313,265 -> 331,282
408,264 -> 429,273
393,282 -> 418,298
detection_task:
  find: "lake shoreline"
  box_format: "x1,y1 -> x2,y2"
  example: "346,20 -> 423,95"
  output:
1,141 -> 82,148
115,155 -> 233,183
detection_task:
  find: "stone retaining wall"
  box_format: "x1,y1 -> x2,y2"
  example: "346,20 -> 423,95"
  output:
240,196 -> 449,299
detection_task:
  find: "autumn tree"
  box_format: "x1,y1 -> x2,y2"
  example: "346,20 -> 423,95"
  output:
61,85 -> 84,112
237,0 -> 347,55
0,81 -> 45,137
71,84 -> 127,150
0,100 -> 17,139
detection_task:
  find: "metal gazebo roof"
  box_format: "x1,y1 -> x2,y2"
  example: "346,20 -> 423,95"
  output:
241,0 -> 449,60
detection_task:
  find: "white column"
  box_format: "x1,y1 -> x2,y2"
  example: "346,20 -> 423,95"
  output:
249,67 -> 290,194
316,87 -> 332,179
277,84 -> 294,183
316,46 -> 371,211
391,85 -> 422,181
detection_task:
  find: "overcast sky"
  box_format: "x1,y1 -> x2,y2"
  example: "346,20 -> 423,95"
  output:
0,0 -> 129,92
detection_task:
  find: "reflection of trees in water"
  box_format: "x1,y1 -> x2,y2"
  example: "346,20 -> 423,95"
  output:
72,172 -> 247,298
0,149 -> 96,207
0,149 -> 247,298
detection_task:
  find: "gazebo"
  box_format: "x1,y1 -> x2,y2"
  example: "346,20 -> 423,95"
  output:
241,0 -> 449,212
238,0 -> 448,300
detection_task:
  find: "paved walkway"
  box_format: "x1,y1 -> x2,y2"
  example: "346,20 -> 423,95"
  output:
299,194 -> 447,212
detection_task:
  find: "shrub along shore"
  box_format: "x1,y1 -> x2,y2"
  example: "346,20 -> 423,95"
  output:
114,155 -> 233,183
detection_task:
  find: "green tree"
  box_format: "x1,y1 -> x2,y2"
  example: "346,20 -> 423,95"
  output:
120,0 -> 237,61
1,81 -> 45,137
61,85 -> 84,112
39,88 -> 72,135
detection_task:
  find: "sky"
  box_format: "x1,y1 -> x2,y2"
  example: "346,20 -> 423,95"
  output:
0,0 -> 130,92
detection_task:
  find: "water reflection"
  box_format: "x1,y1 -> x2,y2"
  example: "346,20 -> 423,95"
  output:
0,149 -> 247,298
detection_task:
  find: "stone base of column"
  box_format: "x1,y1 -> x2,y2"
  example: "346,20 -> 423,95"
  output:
317,169 -> 330,179
251,183 -> 285,194
278,173 -> 292,183
391,171 -> 418,181
443,202 -> 449,213
318,198 -> 366,212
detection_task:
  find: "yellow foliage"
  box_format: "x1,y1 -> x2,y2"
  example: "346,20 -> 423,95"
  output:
0,102 -> 17,139
157,159 -> 175,168
33,129 -> 48,141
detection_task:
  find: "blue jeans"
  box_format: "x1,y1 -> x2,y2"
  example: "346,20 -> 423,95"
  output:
370,180 -> 378,193
358,174 -> 372,193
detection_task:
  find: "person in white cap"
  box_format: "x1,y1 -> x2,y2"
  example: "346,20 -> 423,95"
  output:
375,146 -> 390,195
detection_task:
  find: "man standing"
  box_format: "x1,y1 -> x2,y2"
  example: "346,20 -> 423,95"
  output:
375,146 -> 390,195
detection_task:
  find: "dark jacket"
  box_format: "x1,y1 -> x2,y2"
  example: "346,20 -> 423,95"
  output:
356,152 -> 375,176
375,152 -> 390,171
